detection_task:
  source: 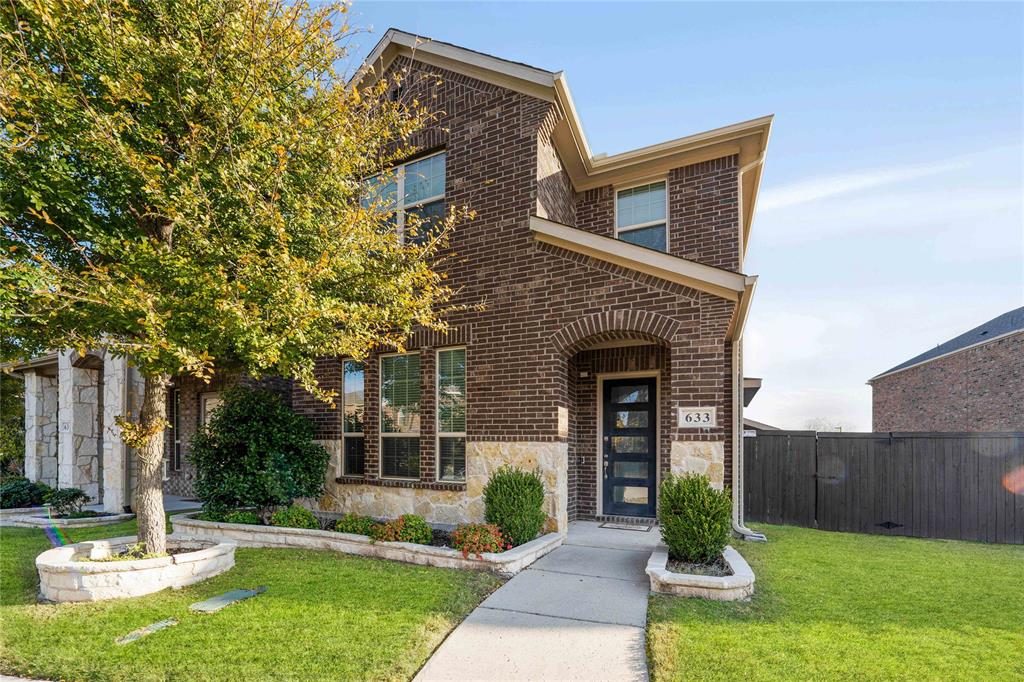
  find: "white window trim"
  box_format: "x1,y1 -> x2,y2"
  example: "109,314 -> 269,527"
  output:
170,389 -> 182,471
341,359 -> 365,477
367,150 -> 446,244
199,392 -> 221,427
379,351 -> 422,481
613,178 -> 669,252
436,347 -> 467,482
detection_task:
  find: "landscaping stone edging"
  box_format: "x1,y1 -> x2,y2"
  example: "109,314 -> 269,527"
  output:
36,535 -> 236,602
0,506 -> 45,518
646,545 -> 755,600
2,511 -> 135,528
172,513 -> 562,577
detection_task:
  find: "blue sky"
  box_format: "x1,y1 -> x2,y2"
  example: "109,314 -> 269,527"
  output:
344,2 -> 1024,430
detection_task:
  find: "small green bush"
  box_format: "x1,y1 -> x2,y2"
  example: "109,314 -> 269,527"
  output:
657,473 -> 732,564
190,386 -> 330,517
224,510 -> 262,525
483,466 -> 545,546
451,523 -> 510,558
368,514 -> 433,544
334,513 -> 376,536
0,478 -> 52,509
270,504 -> 319,529
47,487 -> 91,517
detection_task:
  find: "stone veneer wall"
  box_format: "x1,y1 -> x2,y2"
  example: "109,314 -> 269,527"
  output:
23,372 -> 59,487
57,353 -> 104,502
317,441 -> 568,532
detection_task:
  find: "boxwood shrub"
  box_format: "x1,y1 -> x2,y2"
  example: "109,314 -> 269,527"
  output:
270,504 -> 319,529
657,473 -> 732,564
223,510 -> 262,525
0,478 -> 53,509
483,466 -> 545,546
334,513 -> 376,536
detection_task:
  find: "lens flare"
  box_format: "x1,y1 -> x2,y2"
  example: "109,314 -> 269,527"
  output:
43,508 -> 69,547
1003,466 -> 1024,495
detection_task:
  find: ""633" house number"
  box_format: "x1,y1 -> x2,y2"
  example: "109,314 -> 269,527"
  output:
678,407 -> 717,428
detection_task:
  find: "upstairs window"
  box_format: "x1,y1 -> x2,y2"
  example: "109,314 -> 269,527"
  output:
362,151 -> 446,245
615,181 -> 667,252
342,360 -> 365,476
380,353 -> 421,479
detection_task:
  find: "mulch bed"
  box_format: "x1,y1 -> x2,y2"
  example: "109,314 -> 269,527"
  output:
667,555 -> 733,577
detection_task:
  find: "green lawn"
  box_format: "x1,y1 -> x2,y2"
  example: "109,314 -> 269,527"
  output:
0,519 -> 500,681
648,524 -> 1024,681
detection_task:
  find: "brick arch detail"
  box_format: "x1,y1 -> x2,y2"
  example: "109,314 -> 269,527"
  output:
550,310 -> 680,356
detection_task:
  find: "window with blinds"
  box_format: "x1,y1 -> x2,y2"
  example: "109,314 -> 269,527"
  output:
381,353 -> 421,478
437,348 -> 466,481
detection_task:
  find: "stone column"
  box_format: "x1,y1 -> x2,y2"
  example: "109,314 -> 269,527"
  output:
23,370 -> 41,482
101,355 -> 130,513
57,351 -> 102,501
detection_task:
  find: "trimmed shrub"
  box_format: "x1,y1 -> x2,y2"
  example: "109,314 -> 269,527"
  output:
334,513 -> 376,536
657,473 -> 732,564
47,488 -> 91,516
223,510 -> 262,525
270,504 -> 319,529
190,386 -> 330,517
451,523 -> 510,558
483,466 -> 545,546
0,478 -> 52,509
368,514 -> 433,544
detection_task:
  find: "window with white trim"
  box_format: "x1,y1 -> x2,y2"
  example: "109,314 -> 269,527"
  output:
342,360 -> 365,476
362,151 -> 446,245
380,353 -> 421,478
167,388 -> 181,471
615,181 -> 667,252
200,392 -> 222,427
437,348 -> 466,481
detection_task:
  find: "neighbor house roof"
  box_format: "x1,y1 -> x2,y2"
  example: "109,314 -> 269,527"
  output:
869,306 -> 1024,382
351,29 -> 773,256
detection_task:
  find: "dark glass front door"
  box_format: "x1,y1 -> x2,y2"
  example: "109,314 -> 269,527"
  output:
602,377 -> 657,517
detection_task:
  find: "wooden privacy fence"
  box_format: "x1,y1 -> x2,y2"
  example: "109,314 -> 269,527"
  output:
743,431 -> 1024,544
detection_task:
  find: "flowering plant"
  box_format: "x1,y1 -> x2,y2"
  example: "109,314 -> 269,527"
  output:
451,523 -> 512,558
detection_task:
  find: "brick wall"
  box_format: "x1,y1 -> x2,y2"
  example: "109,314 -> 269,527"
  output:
872,332 -> 1024,432
573,156 -> 741,272
292,57 -> 741,505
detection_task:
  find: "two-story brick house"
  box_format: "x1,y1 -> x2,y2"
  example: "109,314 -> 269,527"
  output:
288,30 -> 771,534
14,30 -> 771,536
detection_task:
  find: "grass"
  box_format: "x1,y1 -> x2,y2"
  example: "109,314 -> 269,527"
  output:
647,524 -> 1024,681
0,518 -> 501,681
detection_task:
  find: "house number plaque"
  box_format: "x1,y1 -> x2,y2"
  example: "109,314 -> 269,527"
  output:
678,407 -> 716,428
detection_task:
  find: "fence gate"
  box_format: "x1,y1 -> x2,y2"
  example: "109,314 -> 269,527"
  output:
743,431 -> 1024,544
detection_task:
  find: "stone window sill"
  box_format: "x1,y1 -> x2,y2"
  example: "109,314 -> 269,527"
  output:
335,476 -> 466,492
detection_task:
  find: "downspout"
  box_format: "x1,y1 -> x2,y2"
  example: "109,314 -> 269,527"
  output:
728,278 -> 767,541
732,339 -> 766,541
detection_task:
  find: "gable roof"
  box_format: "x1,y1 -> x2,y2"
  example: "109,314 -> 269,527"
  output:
351,29 -> 773,255
869,306 -> 1024,382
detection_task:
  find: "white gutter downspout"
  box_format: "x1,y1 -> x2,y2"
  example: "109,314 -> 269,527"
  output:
732,340 -> 766,541
728,278 -> 767,542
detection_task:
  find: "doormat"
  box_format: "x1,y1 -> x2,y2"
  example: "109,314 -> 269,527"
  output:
190,586 -> 267,614
600,522 -> 653,532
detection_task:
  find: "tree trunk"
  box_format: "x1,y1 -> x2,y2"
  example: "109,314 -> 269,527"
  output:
135,373 -> 170,555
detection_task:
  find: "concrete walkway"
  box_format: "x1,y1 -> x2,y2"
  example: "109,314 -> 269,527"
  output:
416,521 -> 659,681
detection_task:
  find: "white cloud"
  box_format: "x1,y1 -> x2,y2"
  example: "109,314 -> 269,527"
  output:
758,159 -> 967,212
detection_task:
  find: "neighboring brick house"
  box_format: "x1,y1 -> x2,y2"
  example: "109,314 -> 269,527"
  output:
14,30 -> 773,534
869,307 -> 1024,432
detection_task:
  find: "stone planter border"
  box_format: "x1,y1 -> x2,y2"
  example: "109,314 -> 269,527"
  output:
172,513 -> 562,577
646,545 -> 755,600
2,511 -> 135,528
0,505 -> 45,519
36,535 -> 236,602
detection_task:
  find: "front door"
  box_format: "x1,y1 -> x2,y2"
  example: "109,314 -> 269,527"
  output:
602,377 -> 657,517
